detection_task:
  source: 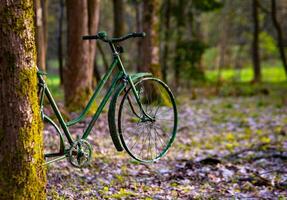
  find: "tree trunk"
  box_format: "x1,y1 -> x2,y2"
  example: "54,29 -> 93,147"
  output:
88,0 -> 100,84
64,0 -> 92,111
113,0 -> 125,37
0,1 -> 46,199
216,6 -> 228,92
138,0 -> 163,99
41,0 -> 48,55
141,0 -> 162,78
271,0 -> 287,77
34,0 -> 47,71
251,0 -> 261,83
277,0 -> 287,46
135,0 -> 143,72
174,0 -> 185,88
161,0 -> 171,83
57,0 -> 64,85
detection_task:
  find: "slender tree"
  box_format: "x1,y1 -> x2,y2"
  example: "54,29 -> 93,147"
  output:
0,0 -> 46,198
64,0 -> 92,110
41,0 -> 48,55
216,0 -> 229,91
174,0 -> 185,87
134,0 -> 143,72
113,0 -> 125,37
251,0 -> 261,82
270,0 -> 287,77
88,0 -> 101,83
161,0 -> 171,83
34,0 -> 47,71
140,0 -> 162,78
57,0 -> 64,85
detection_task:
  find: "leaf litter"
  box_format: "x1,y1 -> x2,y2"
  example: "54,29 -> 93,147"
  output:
46,95 -> 287,199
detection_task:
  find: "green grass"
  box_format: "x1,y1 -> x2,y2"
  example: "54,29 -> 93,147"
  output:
46,73 -> 63,100
206,64 -> 287,82
45,59 -> 287,101
217,81 -> 287,97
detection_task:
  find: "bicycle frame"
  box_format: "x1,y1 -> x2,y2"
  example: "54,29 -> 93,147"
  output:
38,43 -> 150,164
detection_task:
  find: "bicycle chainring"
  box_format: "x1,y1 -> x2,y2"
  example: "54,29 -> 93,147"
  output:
68,139 -> 92,168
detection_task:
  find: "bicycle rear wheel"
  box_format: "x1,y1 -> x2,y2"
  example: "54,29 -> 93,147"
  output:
118,78 -> 177,162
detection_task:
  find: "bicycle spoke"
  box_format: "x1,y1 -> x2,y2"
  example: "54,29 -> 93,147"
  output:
147,125 -> 153,159
153,127 -> 167,148
140,125 -> 150,159
119,78 -> 176,162
126,123 -> 143,150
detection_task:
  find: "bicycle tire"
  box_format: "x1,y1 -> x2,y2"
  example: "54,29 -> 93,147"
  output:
118,77 -> 177,162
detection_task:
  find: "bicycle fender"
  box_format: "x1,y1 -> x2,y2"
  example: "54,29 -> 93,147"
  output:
108,72 -> 152,151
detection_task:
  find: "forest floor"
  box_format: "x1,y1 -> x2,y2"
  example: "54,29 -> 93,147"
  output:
45,90 -> 287,199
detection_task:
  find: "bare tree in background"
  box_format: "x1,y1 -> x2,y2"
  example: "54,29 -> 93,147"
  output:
64,0 -> 92,110
251,0 -> 261,82
64,0 -> 101,110
174,0 -> 185,88
271,0 -> 287,77
57,0 -> 64,85
134,0 -> 143,72
140,0 -> 162,78
34,0 -> 48,71
161,0 -> 171,83
88,0 -> 101,83
113,0 -> 125,37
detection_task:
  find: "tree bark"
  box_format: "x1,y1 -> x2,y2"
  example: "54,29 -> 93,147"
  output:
174,0 -> 185,88
88,0 -> 100,84
41,0 -> 48,53
34,0 -> 47,71
135,0 -> 143,72
216,5 -> 228,91
113,0 -> 125,37
161,0 -> 171,83
0,1 -> 46,199
271,0 -> 287,77
140,0 -> 162,78
57,0 -> 64,85
64,0 -> 92,111
251,0 -> 261,83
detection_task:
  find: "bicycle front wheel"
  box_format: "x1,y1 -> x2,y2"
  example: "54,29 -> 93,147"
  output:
118,78 -> 177,162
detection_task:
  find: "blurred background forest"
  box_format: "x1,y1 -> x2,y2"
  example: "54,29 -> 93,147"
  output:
37,0 -> 287,101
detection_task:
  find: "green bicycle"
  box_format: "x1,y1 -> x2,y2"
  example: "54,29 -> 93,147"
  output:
38,31 -> 177,167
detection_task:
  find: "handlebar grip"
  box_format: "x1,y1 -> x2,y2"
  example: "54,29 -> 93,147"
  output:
132,32 -> 146,38
98,31 -> 107,39
82,35 -> 98,40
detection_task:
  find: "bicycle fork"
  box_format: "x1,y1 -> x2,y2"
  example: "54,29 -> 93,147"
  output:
126,76 -> 155,122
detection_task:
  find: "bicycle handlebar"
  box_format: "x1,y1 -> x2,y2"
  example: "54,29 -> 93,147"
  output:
82,35 -> 99,40
82,31 -> 146,43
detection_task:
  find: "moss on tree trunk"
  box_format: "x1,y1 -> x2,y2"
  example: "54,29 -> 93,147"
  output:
0,1 -> 46,199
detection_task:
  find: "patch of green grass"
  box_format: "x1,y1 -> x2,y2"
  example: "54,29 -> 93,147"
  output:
108,188 -> 138,199
46,73 -> 63,100
217,81 -> 287,97
49,186 -> 65,200
206,63 -> 286,83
